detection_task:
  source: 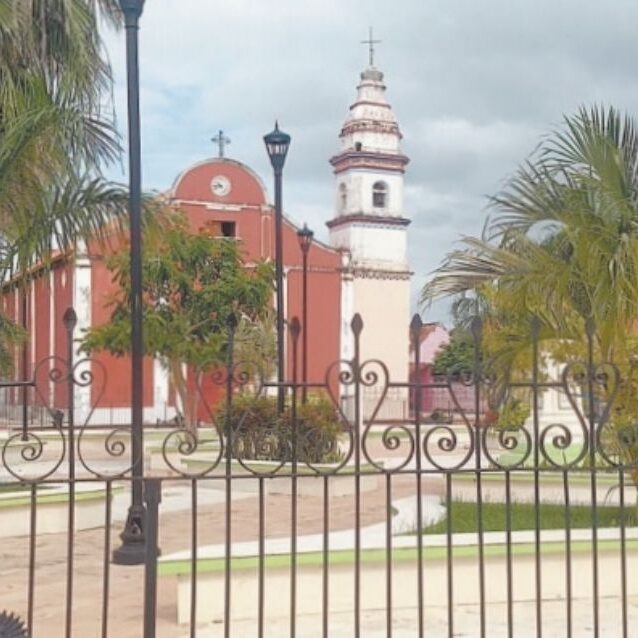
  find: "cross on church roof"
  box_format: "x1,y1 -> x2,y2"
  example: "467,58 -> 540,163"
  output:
211,130 -> 231,158
361,27 -> 381,67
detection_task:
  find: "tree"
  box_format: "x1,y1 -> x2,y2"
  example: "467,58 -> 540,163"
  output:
82,214 -> 274,431
234,311 -> 277,381
0,0 -> 125,266
0,1 -> 121,114
432,329 -> 474,377
422,106 -> 638,470
423,106 -> 638,362
0,1 -> 129,375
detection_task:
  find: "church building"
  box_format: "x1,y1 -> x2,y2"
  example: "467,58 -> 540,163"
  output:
1,47 -> 413,426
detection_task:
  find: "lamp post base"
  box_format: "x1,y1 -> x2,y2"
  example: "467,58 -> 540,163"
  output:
112,503 -> 147,565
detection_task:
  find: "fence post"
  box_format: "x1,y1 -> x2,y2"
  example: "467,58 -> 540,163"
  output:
143,479 -> 162,638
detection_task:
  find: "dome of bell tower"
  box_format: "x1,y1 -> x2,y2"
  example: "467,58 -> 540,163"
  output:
360,66 -> 384,82
336,63 -> 404,156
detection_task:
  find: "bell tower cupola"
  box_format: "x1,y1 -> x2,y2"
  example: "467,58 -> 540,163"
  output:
327,31 -> 411,270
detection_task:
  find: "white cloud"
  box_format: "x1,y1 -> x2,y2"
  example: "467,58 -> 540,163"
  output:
414,118 -> 534,161
102,0 -> 638,324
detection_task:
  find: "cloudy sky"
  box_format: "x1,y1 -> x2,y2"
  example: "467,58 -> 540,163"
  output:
102,0 -> 638,323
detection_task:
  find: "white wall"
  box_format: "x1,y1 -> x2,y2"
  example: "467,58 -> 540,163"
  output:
351,275 -> 411,420
352,276 -> 411,381
335,170 -> 404,217
330,223 -> 408,268
340,127 -> 401,154
72,249 -> 92,425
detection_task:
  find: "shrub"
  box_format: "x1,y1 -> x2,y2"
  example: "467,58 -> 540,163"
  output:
216,392 -> 344,464
494,398 -> 530,430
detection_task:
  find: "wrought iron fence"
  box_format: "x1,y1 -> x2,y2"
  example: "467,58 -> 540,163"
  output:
0,309 -> 636,637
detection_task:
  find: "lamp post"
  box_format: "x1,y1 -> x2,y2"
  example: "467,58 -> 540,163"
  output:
112,0 -> 146,566
296,224 -> 313,403
263,122 -> 291,413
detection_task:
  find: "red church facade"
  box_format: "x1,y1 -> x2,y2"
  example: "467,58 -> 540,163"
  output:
1,156 -> 342,426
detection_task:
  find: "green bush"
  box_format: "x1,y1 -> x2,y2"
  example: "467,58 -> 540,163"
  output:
495,397 -> 530,430
216,392 -> 344,464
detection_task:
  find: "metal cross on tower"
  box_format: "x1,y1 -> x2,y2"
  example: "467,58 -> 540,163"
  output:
212,129 -> 231,158
361,27 -> 381,66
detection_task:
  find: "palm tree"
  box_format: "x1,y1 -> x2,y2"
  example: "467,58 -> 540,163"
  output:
0,0 -> 124,227
423,106 -> 638,363
0,1 -> 129,374
0,1 -> 121,105
422,105 -> 638,470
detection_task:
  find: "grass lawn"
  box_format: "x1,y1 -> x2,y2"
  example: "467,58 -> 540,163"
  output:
421,500 -> 637,534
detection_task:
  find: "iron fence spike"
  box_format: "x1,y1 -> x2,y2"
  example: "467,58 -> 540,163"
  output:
62,307 -> 77,332
470,315 -> 482,340
289,317 -> 301,339
410,313 -> 423,334
351,313 -> 364,335
530,315 -> 542,339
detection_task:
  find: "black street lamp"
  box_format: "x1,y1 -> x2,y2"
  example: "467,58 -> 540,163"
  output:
112,0 -> 147,566
263,122 -> 291,413
296,224 -> 313,403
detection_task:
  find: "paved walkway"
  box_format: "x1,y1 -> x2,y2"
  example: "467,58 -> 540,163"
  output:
189,598 -> 638,637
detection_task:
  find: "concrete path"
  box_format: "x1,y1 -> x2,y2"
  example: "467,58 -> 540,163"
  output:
186,598 -> 638,637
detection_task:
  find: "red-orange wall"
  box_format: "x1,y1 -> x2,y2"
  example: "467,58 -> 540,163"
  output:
90,246 -> 154,410
175,159 -> 342,399
33,276 -> 50,406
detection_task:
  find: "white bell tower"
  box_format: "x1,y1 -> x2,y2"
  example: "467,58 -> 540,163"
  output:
328,38 -> 412,419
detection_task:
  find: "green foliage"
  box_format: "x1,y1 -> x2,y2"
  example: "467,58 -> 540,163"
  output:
83,214 -> 272,363
432,329 -> 474,377
0,2 -> 127,371
0,1 -> 125,276
494,397 -> 530,430
234,314 -> 277,380
422,106 -> 638,372
0,1 -> 121,114
0,313 -> 25,375
421,106 -> 638,478
217,393 -> 344,464
82,213 -> 274,429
